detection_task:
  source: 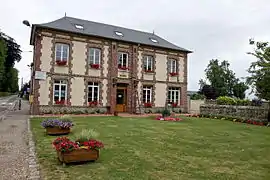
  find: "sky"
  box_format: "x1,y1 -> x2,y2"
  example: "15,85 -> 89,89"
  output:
1,0 -> 270,92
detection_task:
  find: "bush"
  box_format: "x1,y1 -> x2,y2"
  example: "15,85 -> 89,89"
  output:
217,96 -> 236,105
162,108 -> 171,117
217,96 -> 251,106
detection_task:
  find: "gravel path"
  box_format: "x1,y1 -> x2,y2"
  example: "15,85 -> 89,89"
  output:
0,101 -> 30,180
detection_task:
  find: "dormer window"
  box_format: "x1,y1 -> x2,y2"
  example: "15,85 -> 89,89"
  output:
150,38 -> 158,43
115,31 -> 123,37
75,24 -> 84,30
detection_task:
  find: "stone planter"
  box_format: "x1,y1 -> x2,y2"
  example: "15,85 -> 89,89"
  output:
46,127 -> 70,135
57,148 -> 99,165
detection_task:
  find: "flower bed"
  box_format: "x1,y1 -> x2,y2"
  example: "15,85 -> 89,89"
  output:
53,134 -> 104,165
56,60 -> 67,66
155,115 -> 182,122
41,116 -> 74,135
90,64 -> 100,69
185,114 -> 269,127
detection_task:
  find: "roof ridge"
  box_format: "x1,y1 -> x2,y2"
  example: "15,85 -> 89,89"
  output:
65,16 -> 158,37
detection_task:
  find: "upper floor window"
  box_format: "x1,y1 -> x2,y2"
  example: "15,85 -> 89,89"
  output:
168,59 -> 178,76
168,87 -> 180,106
88,82 -> 99,105
143,55 -> 154,72
89,48 -> 101,69
118,52 -> 129,70
55,43 -> 69,65
53,80 -> 67,105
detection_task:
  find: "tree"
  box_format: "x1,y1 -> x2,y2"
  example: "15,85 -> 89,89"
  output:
247,39 -> 270,122
202,59 -> 248,99
0,31 -> 21,92
0,38 -> 7,91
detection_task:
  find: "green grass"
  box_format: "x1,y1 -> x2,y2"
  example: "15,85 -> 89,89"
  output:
31,116 -> 270,180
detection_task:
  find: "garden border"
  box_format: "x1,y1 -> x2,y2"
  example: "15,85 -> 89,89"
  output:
27,118 -> 41,180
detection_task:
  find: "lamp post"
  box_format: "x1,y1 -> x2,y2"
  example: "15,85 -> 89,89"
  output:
23,20 -> 34,113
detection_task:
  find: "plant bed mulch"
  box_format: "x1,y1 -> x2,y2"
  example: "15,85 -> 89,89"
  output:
46,127 -> 70,135
185,114 -> 269,127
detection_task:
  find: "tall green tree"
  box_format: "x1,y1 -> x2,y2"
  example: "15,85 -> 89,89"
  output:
202,59 -> 248,99
0,38 -> 7,91
247,39 -> 270,122
0,31 -> 21,92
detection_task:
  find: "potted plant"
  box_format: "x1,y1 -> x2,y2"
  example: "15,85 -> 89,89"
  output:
41,115 -> 74,135
53,129 -> 104,166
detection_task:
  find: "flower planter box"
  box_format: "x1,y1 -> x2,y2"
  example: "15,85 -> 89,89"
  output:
46,127 -> 70,135
57,148 -> 99,165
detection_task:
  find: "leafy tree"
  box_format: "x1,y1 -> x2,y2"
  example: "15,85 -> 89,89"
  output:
202,59 -> 248,99
0,31 -> 21,92
0,38 -> 7,91
190,93 -> 205,100
200,85 -> 217,99
247,39 -> 270,122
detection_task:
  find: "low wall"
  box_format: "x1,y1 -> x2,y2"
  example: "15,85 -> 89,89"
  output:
200,104 -> 268,120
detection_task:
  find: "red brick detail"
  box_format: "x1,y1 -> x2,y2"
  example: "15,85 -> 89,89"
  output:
31,34 -> 43,115
109,42 -> 118,114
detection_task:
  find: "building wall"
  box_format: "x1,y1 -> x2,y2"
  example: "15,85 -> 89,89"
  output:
32,29 -> 189,114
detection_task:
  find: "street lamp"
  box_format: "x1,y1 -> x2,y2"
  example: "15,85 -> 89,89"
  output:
22,20 -> 31,27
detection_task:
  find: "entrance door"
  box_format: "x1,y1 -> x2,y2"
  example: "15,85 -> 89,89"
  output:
116,87 -> 127,112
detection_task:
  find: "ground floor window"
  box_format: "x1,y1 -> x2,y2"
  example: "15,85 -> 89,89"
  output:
168,87 -> 180,106
53,80 -> 67,104
143,86 -> 153,107
88,82 -> 99,105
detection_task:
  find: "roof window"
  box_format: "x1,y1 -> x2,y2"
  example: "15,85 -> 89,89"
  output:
115,31 -> 124,37
75,24 -> 84,30
150,38 -> 158,43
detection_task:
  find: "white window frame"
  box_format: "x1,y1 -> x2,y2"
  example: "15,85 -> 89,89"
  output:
55,43 -> 69,62
53,80 -> 67,103
118,52 -> 129,68
89,48 -> 101,65
168,87 -> 180,103
143,86 -> 152,103
88,82 -> 99,102
143,55 -> 153,71
168,59 -> 177,73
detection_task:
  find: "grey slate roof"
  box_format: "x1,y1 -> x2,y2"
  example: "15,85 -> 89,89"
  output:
32,16 -> 191,52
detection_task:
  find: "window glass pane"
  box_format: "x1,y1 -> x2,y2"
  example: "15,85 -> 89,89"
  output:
56,51 -> 61,60
94,87 -> 98,101
60,85 -> 66,98
143,57 -> 147,70
123,54 -> 127,67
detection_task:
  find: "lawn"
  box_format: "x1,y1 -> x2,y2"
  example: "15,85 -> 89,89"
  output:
31,116 -> 270,180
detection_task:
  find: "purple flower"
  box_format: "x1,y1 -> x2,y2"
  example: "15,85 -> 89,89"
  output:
41,119 -> 74,129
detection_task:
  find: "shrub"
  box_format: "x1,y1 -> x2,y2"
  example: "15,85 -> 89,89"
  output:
236,99 -> 250,106
162,108 -> 171,117
73,129 -> 99,143
217,96 -> 236,105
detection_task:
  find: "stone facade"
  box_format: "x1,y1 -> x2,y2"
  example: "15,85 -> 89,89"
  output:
200,104 -> 268,121
30,28 -> 189,115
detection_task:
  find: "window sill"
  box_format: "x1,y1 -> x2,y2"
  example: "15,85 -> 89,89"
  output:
89,67 -> 101,70
53,104 -> 67,106
144,71 -> 154,74
55,64 -> 68,67
118,69 -> 129,72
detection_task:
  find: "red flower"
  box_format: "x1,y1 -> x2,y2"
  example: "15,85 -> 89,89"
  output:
56,60 -> 67,66
90,64 -> 100,69
144,102 -> 152,108
55,100 -> 66,105
118,65 -> 129,70
144,69 -> 154,73
89,101 -> 98,106
82,139 -> 104,150
169,72 -> 178,76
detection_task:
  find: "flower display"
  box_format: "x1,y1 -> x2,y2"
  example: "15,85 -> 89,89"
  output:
41,119 -> 74,129
55,100 -> 66,105
118,65 -> 129,70
90,64 -> 100,69
169,72 -> 178,76
81,139 -> 104,150
144,102 -> 152,108
155,115 -> 182,122
53,137 -> 79,153
89,101 -> 98,106
56,60 -> 67,66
